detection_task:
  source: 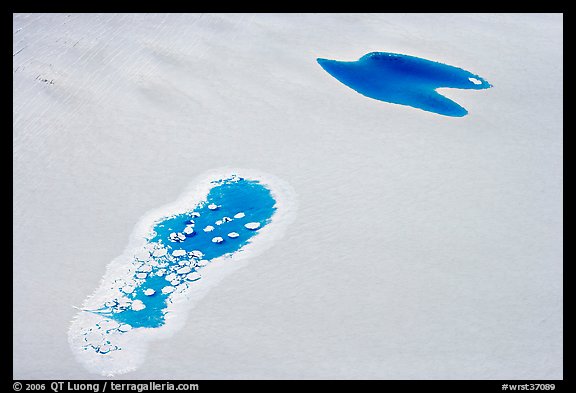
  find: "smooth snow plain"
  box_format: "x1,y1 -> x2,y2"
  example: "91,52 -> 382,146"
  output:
13,13 -> 563,379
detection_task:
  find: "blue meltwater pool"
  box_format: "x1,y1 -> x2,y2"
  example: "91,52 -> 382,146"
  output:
317,52 -> 492,117
88,176 -> 277,329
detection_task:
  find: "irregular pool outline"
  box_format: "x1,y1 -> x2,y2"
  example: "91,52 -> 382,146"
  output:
68,169 -> 297,376
317,52 -> 492,117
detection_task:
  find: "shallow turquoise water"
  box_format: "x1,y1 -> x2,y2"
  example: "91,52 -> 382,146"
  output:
94,177 -> 276,329
317,52 -> 492,117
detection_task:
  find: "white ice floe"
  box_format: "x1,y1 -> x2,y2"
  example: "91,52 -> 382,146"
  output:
85,330 -> 104,344
99,319 -> 119,331
177,266 -> 191,275
172,249 -> 186,257
215,220 -> 223,225
99,344 -> 112,354
170,278 -> 180,286
208,203 -> 219,210
222,216 -> 232,222
469,77 -> 483,85
234,212 -> 245,219
203,225 -> 215,232
212,236 -> 224,244
183,225 -> 195,235
134,249 -> 151,261
190,212 -> 200,218
136,272 -> 147,279
228,232 -> 240,238
131,300 -> 146,311
118,324 -> 132,332
165,273 -> 177,282
189,250 -> 204,258
169,232 -> 184,242
161,286 -> 175,294
152,248 -> 167,257
195,259 -> 209,267
117,298 -> 132,309
143,289 -> 155,296
156,269 -> 166,277
121,285 -> 135,294
185,272 -> 201,281
138,265 -> 152,273
244,222 -> 261,230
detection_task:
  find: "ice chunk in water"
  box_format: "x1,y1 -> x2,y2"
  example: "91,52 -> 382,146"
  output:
161,286 -> 175,294
244,222 -> 261,230
131,300 -> 146,311
144,289 -> 155,296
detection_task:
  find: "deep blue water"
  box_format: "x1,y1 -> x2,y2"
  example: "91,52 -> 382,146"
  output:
317,52 -> 492,117
95,177 -> 276,329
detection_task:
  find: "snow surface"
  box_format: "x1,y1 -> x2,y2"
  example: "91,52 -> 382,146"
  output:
13,13 -> 562,379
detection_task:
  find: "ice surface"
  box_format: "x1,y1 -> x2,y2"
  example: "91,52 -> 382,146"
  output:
13,13 -> 562,379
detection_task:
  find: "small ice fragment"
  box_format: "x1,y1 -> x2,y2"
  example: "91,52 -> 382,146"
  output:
156,269 -> 166,277
99,344 -> 112,354
134,249 -> 150,261
203,225 -> 215,232
85,330 -> 104,344
136,272 -> 147,279
118,324 -> 132,332
469,77 -> 482,85
222,216 -> 232,222
117,298 -> 132,309
177,266 -> 191,275
168,232 -> 186,242
185,272 -> 201,281
208,203 -> 219,210
172,249 -> 186,257
228,232 -> 240,238
215,220 -> 223,226
152,248 -> 167,257
162,286 -> 175,294
189,250 -> 204,258
234,212 -> 245,219
244,222 -> 261,230
183,225 -> 195,235
144,289 -> 155,296
165,272 -> 177,282
191,212 -> 200,218
212,236 -> 224,244
196,259 -> 209,267
131,300 -> 146,311
99,319 -> 119,330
